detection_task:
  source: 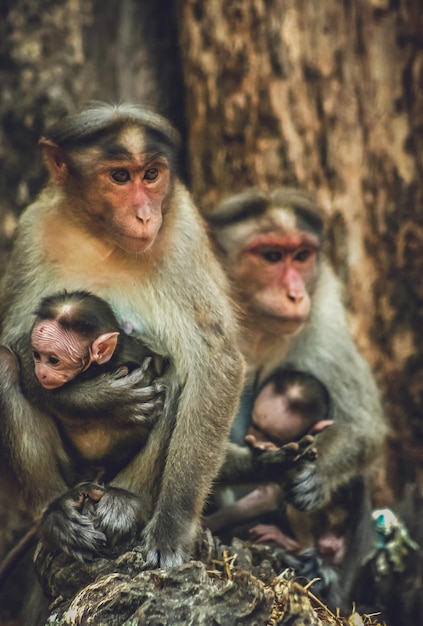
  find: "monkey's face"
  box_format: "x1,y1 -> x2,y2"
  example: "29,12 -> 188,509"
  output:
31,320 -> 88,389
228,231 -> 319,336
247,382 -> 311,448
44,126 -> 174,255
315,508 -> 348,565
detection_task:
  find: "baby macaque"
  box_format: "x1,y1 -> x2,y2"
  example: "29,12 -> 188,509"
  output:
245,368 -> 333,451
206,369 -> 333,534
249,481 -> 366,613
30,290 -> 166,390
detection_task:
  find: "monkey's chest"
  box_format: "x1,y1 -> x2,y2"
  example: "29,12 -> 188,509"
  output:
58,418 -> 149,466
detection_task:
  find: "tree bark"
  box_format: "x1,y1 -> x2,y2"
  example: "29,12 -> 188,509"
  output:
177,0 -> 423,491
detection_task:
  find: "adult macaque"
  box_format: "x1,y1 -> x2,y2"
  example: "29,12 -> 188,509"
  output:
0,102 -> 244,571
207,187 -> 386,512
30,290 -> 166,390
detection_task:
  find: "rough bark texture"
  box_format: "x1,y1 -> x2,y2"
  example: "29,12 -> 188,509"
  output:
176,0 -> 423,492
33,532 -> 370,626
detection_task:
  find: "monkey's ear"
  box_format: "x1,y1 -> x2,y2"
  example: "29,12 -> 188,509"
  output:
38,138 -> 68,185
91,332 -> 119,365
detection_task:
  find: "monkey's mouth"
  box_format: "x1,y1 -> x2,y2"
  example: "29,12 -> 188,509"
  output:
258,312 -> 306,335
39,381 -> 64,390
115,233 -> 156,254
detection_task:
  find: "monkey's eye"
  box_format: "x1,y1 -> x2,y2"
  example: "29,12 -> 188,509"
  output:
294,249 -> 312,262
48,356 -> 60,366
144,168 -> 159,181
33,351 -> 41,361
261,250 -> 283,263
110,169 -> 130,183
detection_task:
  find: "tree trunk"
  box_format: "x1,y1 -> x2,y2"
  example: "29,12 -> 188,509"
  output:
177,0 -> 423,491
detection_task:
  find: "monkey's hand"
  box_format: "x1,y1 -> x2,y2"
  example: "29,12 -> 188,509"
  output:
39,483 -> 143,562
282,423 -> 334,511
251,435 -> 317,482
49,356 -> 165,422
283,457 -> 326,512
39,483 -> 107,563
141,513 -> 196,569
86,485 -> 142,547
248,523 -> 301,552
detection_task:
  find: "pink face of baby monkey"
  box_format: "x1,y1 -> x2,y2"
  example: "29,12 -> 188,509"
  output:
31,318 -> 118,389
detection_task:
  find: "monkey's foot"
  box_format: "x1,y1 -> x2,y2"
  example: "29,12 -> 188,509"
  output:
39,483 -> 142,563
39,485 -> 108,563
141,515 -> 197,569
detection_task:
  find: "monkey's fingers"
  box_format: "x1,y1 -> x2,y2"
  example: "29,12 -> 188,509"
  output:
113,365 -> 130,378
142,514 -> 192,569
309,419 -> 334,434
124,366 -> 166,397
93,487 -> 142,547
292,435 -> 318,461
86,484 -> 106,503
40,500 -> 107,563
138,356 -> 153,375
245,434 -> 278,451
253,447 -> 300,481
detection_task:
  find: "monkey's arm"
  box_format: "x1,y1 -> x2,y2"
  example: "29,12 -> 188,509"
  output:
205,484 -> 280,533
217,438 -> 317,484
112,242 -> 245,568
46,358 -> 165,423
0,345 -> 68,515
283,266 -> 388,511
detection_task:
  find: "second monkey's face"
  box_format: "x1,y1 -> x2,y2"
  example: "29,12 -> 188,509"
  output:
227,209 -> 320,336
68,125 -> 173,255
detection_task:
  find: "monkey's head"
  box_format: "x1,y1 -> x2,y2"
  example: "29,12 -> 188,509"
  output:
247,369 -> 331,448
207,188 -> 324,336
31,290 -> 120,389
39,102 -> 181,254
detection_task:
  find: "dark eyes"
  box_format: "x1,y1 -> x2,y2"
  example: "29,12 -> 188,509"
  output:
111,169 -> 130,183
259,248 -> 313,263
144,168 -> 159,181
294,249 -> 312,262
261,250 -> 283,263
32,352 -> 60,366
110,168 -> 159,183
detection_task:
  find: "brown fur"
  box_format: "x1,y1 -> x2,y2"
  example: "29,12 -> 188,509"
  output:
0,103 -> 244,570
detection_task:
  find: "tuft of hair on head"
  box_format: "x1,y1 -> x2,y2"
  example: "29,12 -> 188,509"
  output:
270,188 -> 324,237
33,290 -> 120,339
208,186 -> 325,237
207,188 -> 269,226
39,101 -> 181,153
